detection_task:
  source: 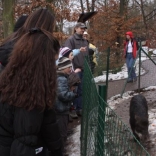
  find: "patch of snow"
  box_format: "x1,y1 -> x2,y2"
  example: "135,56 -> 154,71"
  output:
66,125 -> 81,156
141,46 -> 149,56
143,86 -> 156,91
153,49 -> 156,55
94,57 -> 147,83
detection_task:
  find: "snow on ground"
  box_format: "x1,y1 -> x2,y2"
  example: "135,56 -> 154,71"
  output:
94,57 -> 148,83
66,125 -> 81,156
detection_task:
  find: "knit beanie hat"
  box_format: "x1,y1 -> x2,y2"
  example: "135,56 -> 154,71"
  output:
57,57 -> 72,71
126,31 -> 133,38
59,47 -> 72,58
14,15 -> 28,32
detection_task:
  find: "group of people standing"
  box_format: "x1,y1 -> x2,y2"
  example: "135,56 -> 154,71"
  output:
0,8 -> 98,156
55,22 -> 98,155
0,7 -> 138,156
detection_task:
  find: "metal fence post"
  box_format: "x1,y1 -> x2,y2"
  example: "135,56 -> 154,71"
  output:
138,41 -> 142,93
96,85 -> 107,156
105,47 -> 110,102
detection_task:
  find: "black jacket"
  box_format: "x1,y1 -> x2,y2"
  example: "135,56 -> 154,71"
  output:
0,41 -> 14,67
0,102 -> 62,156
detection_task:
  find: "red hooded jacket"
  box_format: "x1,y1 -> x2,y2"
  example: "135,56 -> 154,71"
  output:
124,32 -> 138,59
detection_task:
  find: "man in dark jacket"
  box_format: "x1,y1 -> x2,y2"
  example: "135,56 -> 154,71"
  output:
64,22 -> 89,115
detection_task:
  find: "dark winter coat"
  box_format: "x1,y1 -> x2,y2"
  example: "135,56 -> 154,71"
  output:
0,41 -> 14,67
0,102 -> 62,156
54,71 -> 76,114
64,33 -> 89,70
0,63 -> 4,72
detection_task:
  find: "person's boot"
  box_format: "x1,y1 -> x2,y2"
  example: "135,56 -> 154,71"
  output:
127,78 -> 133,83
69,110 -> 78,119
133,77 -> 137,82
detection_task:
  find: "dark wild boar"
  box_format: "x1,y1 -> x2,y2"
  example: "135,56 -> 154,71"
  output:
129,94 -> 149,142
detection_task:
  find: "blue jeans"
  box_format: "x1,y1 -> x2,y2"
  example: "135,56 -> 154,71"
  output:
126,53 -> 136,80
73,71 -> 83,111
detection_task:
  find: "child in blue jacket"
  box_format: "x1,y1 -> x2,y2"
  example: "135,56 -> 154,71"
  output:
55,57 -> 77,155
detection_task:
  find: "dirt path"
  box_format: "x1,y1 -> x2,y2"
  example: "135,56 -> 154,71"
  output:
96,59 -> 156,98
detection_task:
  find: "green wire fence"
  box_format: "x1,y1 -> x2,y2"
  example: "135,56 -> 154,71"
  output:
81,58 -> 150,156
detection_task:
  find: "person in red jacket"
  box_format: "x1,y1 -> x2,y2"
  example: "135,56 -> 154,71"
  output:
124,31 -> 138,83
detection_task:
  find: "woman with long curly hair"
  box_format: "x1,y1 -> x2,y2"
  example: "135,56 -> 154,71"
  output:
0,9 -> 62,156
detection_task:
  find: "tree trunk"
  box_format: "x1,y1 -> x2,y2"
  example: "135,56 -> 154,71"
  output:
118,0 -> 127,47
140,0 -> 148,32
46,0 -> 55,13
86,0 -> 90,12
120,0 -> 126,15
46,0 -> 55,2
2,0 -> 15,38
134,0 -> 148,36
91,0 -> 95,12
80,0 -> 84,13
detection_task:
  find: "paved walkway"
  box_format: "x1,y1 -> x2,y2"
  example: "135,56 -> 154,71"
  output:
97,59 -> 156,99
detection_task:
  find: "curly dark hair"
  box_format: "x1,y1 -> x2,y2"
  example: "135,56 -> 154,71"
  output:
0,29 -> 60,110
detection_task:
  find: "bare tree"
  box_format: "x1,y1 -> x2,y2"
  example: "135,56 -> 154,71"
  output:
91,0 -> 95,12
80,0 -> 84,13
134,0 -> 148,32
86,0 -> 90,12
120,0 -> 127,15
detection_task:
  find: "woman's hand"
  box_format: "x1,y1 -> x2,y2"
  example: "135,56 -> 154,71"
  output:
80,47 -> 86,52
